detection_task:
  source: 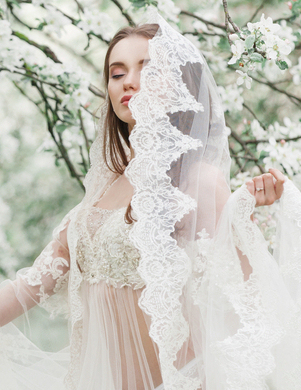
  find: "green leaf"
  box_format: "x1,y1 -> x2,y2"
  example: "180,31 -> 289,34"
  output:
250,53 -> 264,63
55,124 -> 68,133
245,35 -> 255,50
276,60 -> 288,70
128,0 -> 157,8
37,22 -> 46,31
292,0 -> 301,17
7,0 -> 21,8
218,36 -> 230,50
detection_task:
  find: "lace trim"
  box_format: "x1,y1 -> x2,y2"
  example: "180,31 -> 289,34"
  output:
209,185 -> 285,389
127,12 -> 204,390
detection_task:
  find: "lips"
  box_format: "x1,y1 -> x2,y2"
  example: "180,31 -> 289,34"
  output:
121,95 -> 132,104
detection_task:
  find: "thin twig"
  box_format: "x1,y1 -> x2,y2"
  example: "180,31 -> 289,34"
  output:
12,81 -> 44,114
180,10 -> 227,31
229,127 -> 264,173
88,84 -> 105,98
35,81 -> 85,189
248,0 -> 265,23
182,31 -> 225,38
252,76 -> 301,106
245,135 -> 301,145
110,0 -> 135,27
79,145 -> 89,173
229,144 -> 244,170
222,0 -> 239,35
74,0 -> 85,13
0,67 -> 65,91
12,31 -> 62,63
243,103 -> 266,129
78,109 -> 91,153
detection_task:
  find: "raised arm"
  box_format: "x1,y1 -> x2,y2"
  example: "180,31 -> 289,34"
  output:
0,217 -> 70,327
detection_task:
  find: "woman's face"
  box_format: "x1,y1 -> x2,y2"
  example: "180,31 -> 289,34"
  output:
108,35 -> 150,132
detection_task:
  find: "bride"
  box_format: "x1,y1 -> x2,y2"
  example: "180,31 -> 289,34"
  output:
0,11 -> 300,390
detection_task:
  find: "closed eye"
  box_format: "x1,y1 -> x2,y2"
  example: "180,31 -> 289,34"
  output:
112,74 -> 124,79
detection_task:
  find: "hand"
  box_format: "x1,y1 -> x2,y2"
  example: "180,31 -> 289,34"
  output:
246,168 -> 285,207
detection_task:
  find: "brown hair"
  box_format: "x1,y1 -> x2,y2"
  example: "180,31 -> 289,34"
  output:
103,24 -> 159,223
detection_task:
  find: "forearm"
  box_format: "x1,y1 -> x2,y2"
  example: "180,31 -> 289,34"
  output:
0,280 -> 39,327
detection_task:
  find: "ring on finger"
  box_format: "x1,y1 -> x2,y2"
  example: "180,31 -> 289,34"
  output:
256,187 -> 264,192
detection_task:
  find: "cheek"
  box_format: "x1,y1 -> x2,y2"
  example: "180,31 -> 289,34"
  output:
108,83 -> 118,109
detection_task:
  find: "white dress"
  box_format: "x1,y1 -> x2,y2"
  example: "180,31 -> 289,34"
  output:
0,188 -> 197,390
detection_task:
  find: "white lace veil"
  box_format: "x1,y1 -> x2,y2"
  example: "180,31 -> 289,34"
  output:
124,11 -> 231,389
123,10 -> 301,389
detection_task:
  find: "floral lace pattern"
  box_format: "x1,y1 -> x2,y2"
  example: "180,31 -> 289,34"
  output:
208,185 -> 292,389
75,206 -> 144,288
127,11 -> 204,390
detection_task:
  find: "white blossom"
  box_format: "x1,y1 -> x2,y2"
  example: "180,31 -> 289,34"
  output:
229,33 -> 240,42
263,33 -> 292,60
278,20 -> 298,51
204,51 -> 228,74
77,9 -> 114,41
185,34 -> 201,50
32,0 -> 54,6
43,6 -> 72,37
156,0 -> 180,23
259,137 -> 301,177
236,70 -> 252,89
217,84 -> 244,112
193,20 -> 209,34
230,172 -> 252,191
0,0 -> 7,12
247,14 -> 280,37
37,133 -> 56,153
290,57 -> 301,85
228,39 -> 245,64
0,20 -> 25,71
261,58 -> 288,82
251,119 -> 266,140
234,14 -> 295,72
0,20 -> 12,42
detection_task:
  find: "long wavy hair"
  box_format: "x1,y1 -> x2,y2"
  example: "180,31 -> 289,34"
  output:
103,23 -> 159,223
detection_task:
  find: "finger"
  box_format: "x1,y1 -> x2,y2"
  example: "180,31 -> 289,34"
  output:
269,168 -> 285,198
246,180 -> 255,196
252,176 -> 265,206
262,173 -> 276,205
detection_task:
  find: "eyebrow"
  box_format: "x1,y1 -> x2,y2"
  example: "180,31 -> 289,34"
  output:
109,59 -> 150,68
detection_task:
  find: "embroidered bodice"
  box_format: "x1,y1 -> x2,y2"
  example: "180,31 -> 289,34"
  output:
75,206 -> 145,289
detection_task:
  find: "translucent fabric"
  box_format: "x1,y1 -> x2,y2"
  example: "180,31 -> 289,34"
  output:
1,9 -> 301,390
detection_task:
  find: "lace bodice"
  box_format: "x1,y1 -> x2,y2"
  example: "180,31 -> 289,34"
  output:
75,206 -> 144,289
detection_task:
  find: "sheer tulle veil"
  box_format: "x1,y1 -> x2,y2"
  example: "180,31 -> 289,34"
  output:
1,8 -> 301,390
125,10 -> 301,389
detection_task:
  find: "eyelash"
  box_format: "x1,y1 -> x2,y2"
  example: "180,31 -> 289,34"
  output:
112,74 -> 124,79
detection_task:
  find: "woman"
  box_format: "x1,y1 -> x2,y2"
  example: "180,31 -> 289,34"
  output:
0,11 -> 300,390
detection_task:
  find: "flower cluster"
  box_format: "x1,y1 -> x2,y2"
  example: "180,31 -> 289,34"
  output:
290,57 -> 301,85
77,9 -> 114,41
228,14 -> 296,88
40,5 -> 72,37
249,118 -> 301,177
0,20 -> 24,72
217,84 -> 244,113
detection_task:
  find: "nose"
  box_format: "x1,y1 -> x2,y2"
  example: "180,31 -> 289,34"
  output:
123,70 -> 140,92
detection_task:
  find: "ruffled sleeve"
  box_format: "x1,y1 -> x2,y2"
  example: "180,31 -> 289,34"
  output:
0,205 -> 80,327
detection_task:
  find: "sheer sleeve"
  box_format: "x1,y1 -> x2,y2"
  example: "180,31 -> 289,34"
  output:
0,212 -> 72,327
